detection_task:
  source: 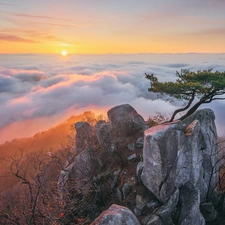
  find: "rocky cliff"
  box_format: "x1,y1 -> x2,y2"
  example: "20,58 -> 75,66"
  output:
58,104 -> 223,225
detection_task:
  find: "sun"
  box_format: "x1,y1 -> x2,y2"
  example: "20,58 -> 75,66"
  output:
61,50 -> 67,56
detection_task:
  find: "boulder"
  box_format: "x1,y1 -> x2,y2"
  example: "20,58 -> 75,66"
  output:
135,137 -> 144,148
146,197 -> 160,209
111,168 -> 121,190
141,122 -> 184,202
127,143 -> 135,150
95,120 -> 111,149
182,109 -> 218,201
58,161 -> 74,201
75,122 -> 94,150
90,204 -> 140,225
136,162 -> 144,181
117,187 -> 123,202
58,146 -> 99,198
141,109 -> 218,203
107,104 -> 147,140
145,215 -> 162,225
178,181 -> 205,225
156,189 -> 179,224
143,189 -> 179,225
122,183 -> 132,199
175,120 -> 205,193
127,153 -> 136,161
134,194 -> 147,217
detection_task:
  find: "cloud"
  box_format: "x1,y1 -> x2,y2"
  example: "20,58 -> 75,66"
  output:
0,10 -> 79,28
1,53 -> 225,143
12,12 -> 72,22
189,28 -> 225,36
0,11 -> 77,45
0,2 -> 14,6
165,63 -> 190,68
0,28 -> 66,43
0,67 -> 46,96
0,75 -> 16,93
0,10 -> 72,22
0,33 -> 37,43
25,20 -> 79,28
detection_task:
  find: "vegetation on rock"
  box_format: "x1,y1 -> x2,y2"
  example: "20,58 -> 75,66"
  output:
146,69 -> 225,122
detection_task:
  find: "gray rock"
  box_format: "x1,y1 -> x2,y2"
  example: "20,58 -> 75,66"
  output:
111,168 -> 121,190
95,120 -> 111,149
107,104 -> 147,140
141,121 -> 183,203
128,143 -> 135,150
113,168 -> 121,176
59,106 -> 219,224
90,204 -> 141,225
135,137 -> 144,148
145,215 -> 162,225
127,153 -> 136,161
182,109 -> 219,201
75,122 -> 94,150
134,208 -> 142,217
175,119 -> 209,202
178,181 -> 205,225
141,109 -> 219,203
122,183 -> 132,199
157,189 -> 179,225
143,189 -> 179,225
110,143 -> 117,152
134,194 -> 147,217
117,187 -> 123,202
146,197 -> 160,209
58,163 -> 73,200
136,162 -> 144,181
58,146 -> 97,198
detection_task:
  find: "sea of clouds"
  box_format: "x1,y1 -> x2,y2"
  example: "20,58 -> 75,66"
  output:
1,53 -> 225,143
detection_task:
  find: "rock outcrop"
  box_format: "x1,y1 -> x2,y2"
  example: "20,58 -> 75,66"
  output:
91,204 -> 140,225
108,104 -> 147,141
95,120 -> 111,149
143,189 -> 179,225
58,104 -> 147,221
58,105 -> 221,225
140,108 -> 218,224
141,109 -> 218,203
141,122 -> 183,203
178,181 -> 205,225
58,121 -> 100,199
75,122 -> 94,150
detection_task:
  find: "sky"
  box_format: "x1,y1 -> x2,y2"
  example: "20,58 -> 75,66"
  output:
0,53 -> 225,143
1,0 -> 225,54
0,1 -> 225,144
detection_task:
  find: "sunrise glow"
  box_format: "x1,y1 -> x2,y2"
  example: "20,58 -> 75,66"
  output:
61,50 -> 68,56
0,1 -> 225,54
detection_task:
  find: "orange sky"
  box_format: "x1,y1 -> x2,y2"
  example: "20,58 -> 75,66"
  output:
1,0 -> 225,54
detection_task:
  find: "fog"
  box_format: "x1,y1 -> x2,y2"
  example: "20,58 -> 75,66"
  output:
1,53 -> 225,143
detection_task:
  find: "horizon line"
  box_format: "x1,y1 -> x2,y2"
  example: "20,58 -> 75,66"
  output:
1,52 -> 225,56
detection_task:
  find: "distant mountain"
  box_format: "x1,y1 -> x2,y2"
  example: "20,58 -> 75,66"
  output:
0,111 -> 96,192
0,111 -> 95,158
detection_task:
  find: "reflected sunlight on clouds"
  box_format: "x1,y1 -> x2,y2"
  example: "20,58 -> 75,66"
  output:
0,53 -> 225,143
1,0 -> 225,54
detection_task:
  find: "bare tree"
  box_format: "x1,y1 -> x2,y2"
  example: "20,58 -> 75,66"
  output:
0,149 -> 70,225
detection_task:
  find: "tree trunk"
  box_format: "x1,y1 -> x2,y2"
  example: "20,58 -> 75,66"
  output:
178,101 -> 202,121
169,91 -> 196,122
